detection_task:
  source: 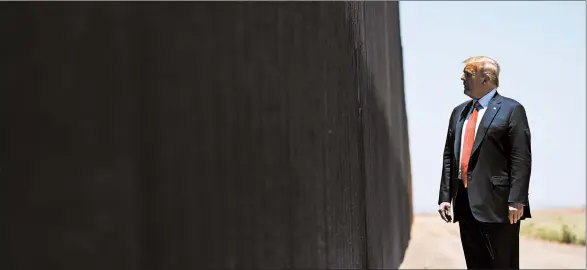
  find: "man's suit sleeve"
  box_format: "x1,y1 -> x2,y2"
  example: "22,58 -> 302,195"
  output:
507,104 -> 532,205
438,108 -> 456,205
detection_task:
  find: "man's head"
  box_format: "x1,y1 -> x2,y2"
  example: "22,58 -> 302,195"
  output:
461,56 -> 500,99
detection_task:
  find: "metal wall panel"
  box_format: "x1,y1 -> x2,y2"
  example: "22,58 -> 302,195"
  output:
0,2 -> 411,269
351,2 -> 413,268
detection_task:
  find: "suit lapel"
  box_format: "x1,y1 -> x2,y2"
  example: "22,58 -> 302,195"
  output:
471,94 -> 503,155
453,101 -> 473,162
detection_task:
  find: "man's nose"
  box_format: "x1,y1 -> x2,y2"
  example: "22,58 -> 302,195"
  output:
461,76 -> 465,81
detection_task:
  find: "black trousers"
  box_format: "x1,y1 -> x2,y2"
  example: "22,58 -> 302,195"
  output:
454,181 -> 520,269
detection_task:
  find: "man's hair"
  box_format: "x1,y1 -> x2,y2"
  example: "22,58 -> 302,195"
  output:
463,56 -> 500,88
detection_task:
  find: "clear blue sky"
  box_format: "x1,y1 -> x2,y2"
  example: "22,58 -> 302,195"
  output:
399,1 -> 585,213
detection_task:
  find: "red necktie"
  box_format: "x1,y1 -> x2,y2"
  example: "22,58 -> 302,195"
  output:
461,101 -> 480,188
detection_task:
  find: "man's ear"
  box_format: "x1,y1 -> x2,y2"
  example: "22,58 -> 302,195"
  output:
482,76 -> 488,85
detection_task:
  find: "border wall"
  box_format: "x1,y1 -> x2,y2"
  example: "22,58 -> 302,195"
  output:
0,2 -> 412,269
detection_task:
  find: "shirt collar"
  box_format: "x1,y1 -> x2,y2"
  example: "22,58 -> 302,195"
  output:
475,89 -> 497,109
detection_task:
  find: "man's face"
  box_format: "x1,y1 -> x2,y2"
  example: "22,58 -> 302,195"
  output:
461,63 -> 486,99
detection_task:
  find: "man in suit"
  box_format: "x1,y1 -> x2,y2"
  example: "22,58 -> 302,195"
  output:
437,56 -> 532,269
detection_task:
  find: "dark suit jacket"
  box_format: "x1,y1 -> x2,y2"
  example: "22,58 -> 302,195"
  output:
438,92 -> 532,223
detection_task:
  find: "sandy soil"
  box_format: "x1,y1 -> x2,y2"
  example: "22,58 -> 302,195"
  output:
400,213 -> 586,269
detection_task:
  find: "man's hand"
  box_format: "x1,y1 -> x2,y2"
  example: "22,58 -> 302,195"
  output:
438,202 -> 452,223
508,203 -> 524,224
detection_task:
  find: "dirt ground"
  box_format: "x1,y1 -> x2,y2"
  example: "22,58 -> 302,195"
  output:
400,213 -> 586,269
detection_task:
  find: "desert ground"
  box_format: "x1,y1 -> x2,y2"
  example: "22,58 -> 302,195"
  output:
400,209 -> 586,269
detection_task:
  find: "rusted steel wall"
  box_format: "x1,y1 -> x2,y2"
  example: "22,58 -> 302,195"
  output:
0,2 -> 411,269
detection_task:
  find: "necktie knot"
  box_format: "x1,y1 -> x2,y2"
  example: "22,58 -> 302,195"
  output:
473,101 -> 481,110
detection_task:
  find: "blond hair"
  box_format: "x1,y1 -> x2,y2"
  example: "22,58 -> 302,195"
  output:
463,56 -> 500,88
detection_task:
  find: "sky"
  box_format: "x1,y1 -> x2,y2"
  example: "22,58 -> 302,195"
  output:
399,1 -> 586,213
